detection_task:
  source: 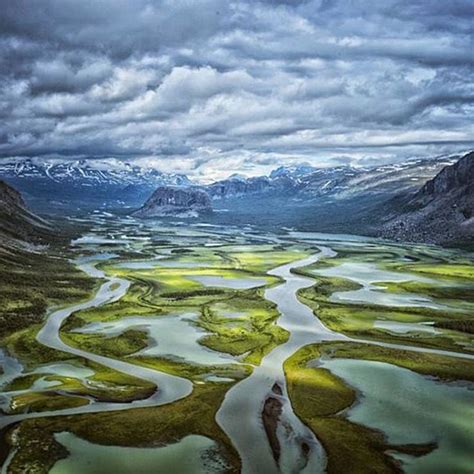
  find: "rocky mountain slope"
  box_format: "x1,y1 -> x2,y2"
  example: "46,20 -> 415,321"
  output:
0,180 -> 55,250
378,152 -> 474,245
133,186 -> 212,218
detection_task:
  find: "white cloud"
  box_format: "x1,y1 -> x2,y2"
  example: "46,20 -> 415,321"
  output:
0,0 -> 473,176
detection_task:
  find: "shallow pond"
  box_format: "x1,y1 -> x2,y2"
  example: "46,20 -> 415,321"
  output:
74,313 -> 236,366
315,261 -> 432,285
313,261 -> 444,308
50,433 -> 228,474
115,258 -> 165,269
320,358 -> 474,473
374,320 -> 439,334
188,275 -> 267,289
158,260 -> 213,268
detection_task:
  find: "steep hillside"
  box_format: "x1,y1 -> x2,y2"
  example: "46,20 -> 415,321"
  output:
378,152 -> 474,245
0,180 -> 97,337
0,180 -> 55,250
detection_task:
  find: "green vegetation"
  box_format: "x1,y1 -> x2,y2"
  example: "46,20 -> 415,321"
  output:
62,329 -> 149,359
220,247 -> 308,272
435,319 -> 474,334
9,391 -> 89,415
3,221 -> 473,473
61,245 -> 309,370
0,247 -> 98,338
4,361 -> 157,415
285,345 -> 401,474
130,355 -> 249,381
393,262 -> 474,280
316,341 -> 474,382
5,383 -> 240,473
284,341 -> 473,473
3,322 -> 158,407
297,246 -> 474,354
379,279 -> 474,303
5,325 -> 72,365
4,373 -> 42,391
1,240 -> 309,423
198,295 -> 289,365
298,278 -> 473,353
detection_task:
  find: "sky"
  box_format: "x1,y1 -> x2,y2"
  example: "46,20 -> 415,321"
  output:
0,0 -> 473,181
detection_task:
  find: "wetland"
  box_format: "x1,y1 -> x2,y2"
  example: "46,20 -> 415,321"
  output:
1,217 -> 473,473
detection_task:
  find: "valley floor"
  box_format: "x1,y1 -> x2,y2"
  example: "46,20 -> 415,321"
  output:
0,216 -> 473,473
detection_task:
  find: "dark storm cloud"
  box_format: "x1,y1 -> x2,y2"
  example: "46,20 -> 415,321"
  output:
0,0 -> 473,179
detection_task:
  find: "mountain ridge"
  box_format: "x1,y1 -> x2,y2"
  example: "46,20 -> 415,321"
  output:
206,156 -> 458,202
1,154 -> 459,207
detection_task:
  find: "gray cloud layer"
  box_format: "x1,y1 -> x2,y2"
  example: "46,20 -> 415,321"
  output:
1,0 -> 473,180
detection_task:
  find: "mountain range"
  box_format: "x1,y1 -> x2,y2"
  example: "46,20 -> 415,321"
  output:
0,155 -> 458,214
0,152 -> 472,247
0,158 -> 191,213
206,157 -> 456,202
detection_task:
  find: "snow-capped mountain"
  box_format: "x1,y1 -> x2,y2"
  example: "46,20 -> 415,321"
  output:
0,154 -> 461,214
202,154 -> 464,235
0,158 -> 193,213
207,156 -> 458,201
0,158 -> 192,187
